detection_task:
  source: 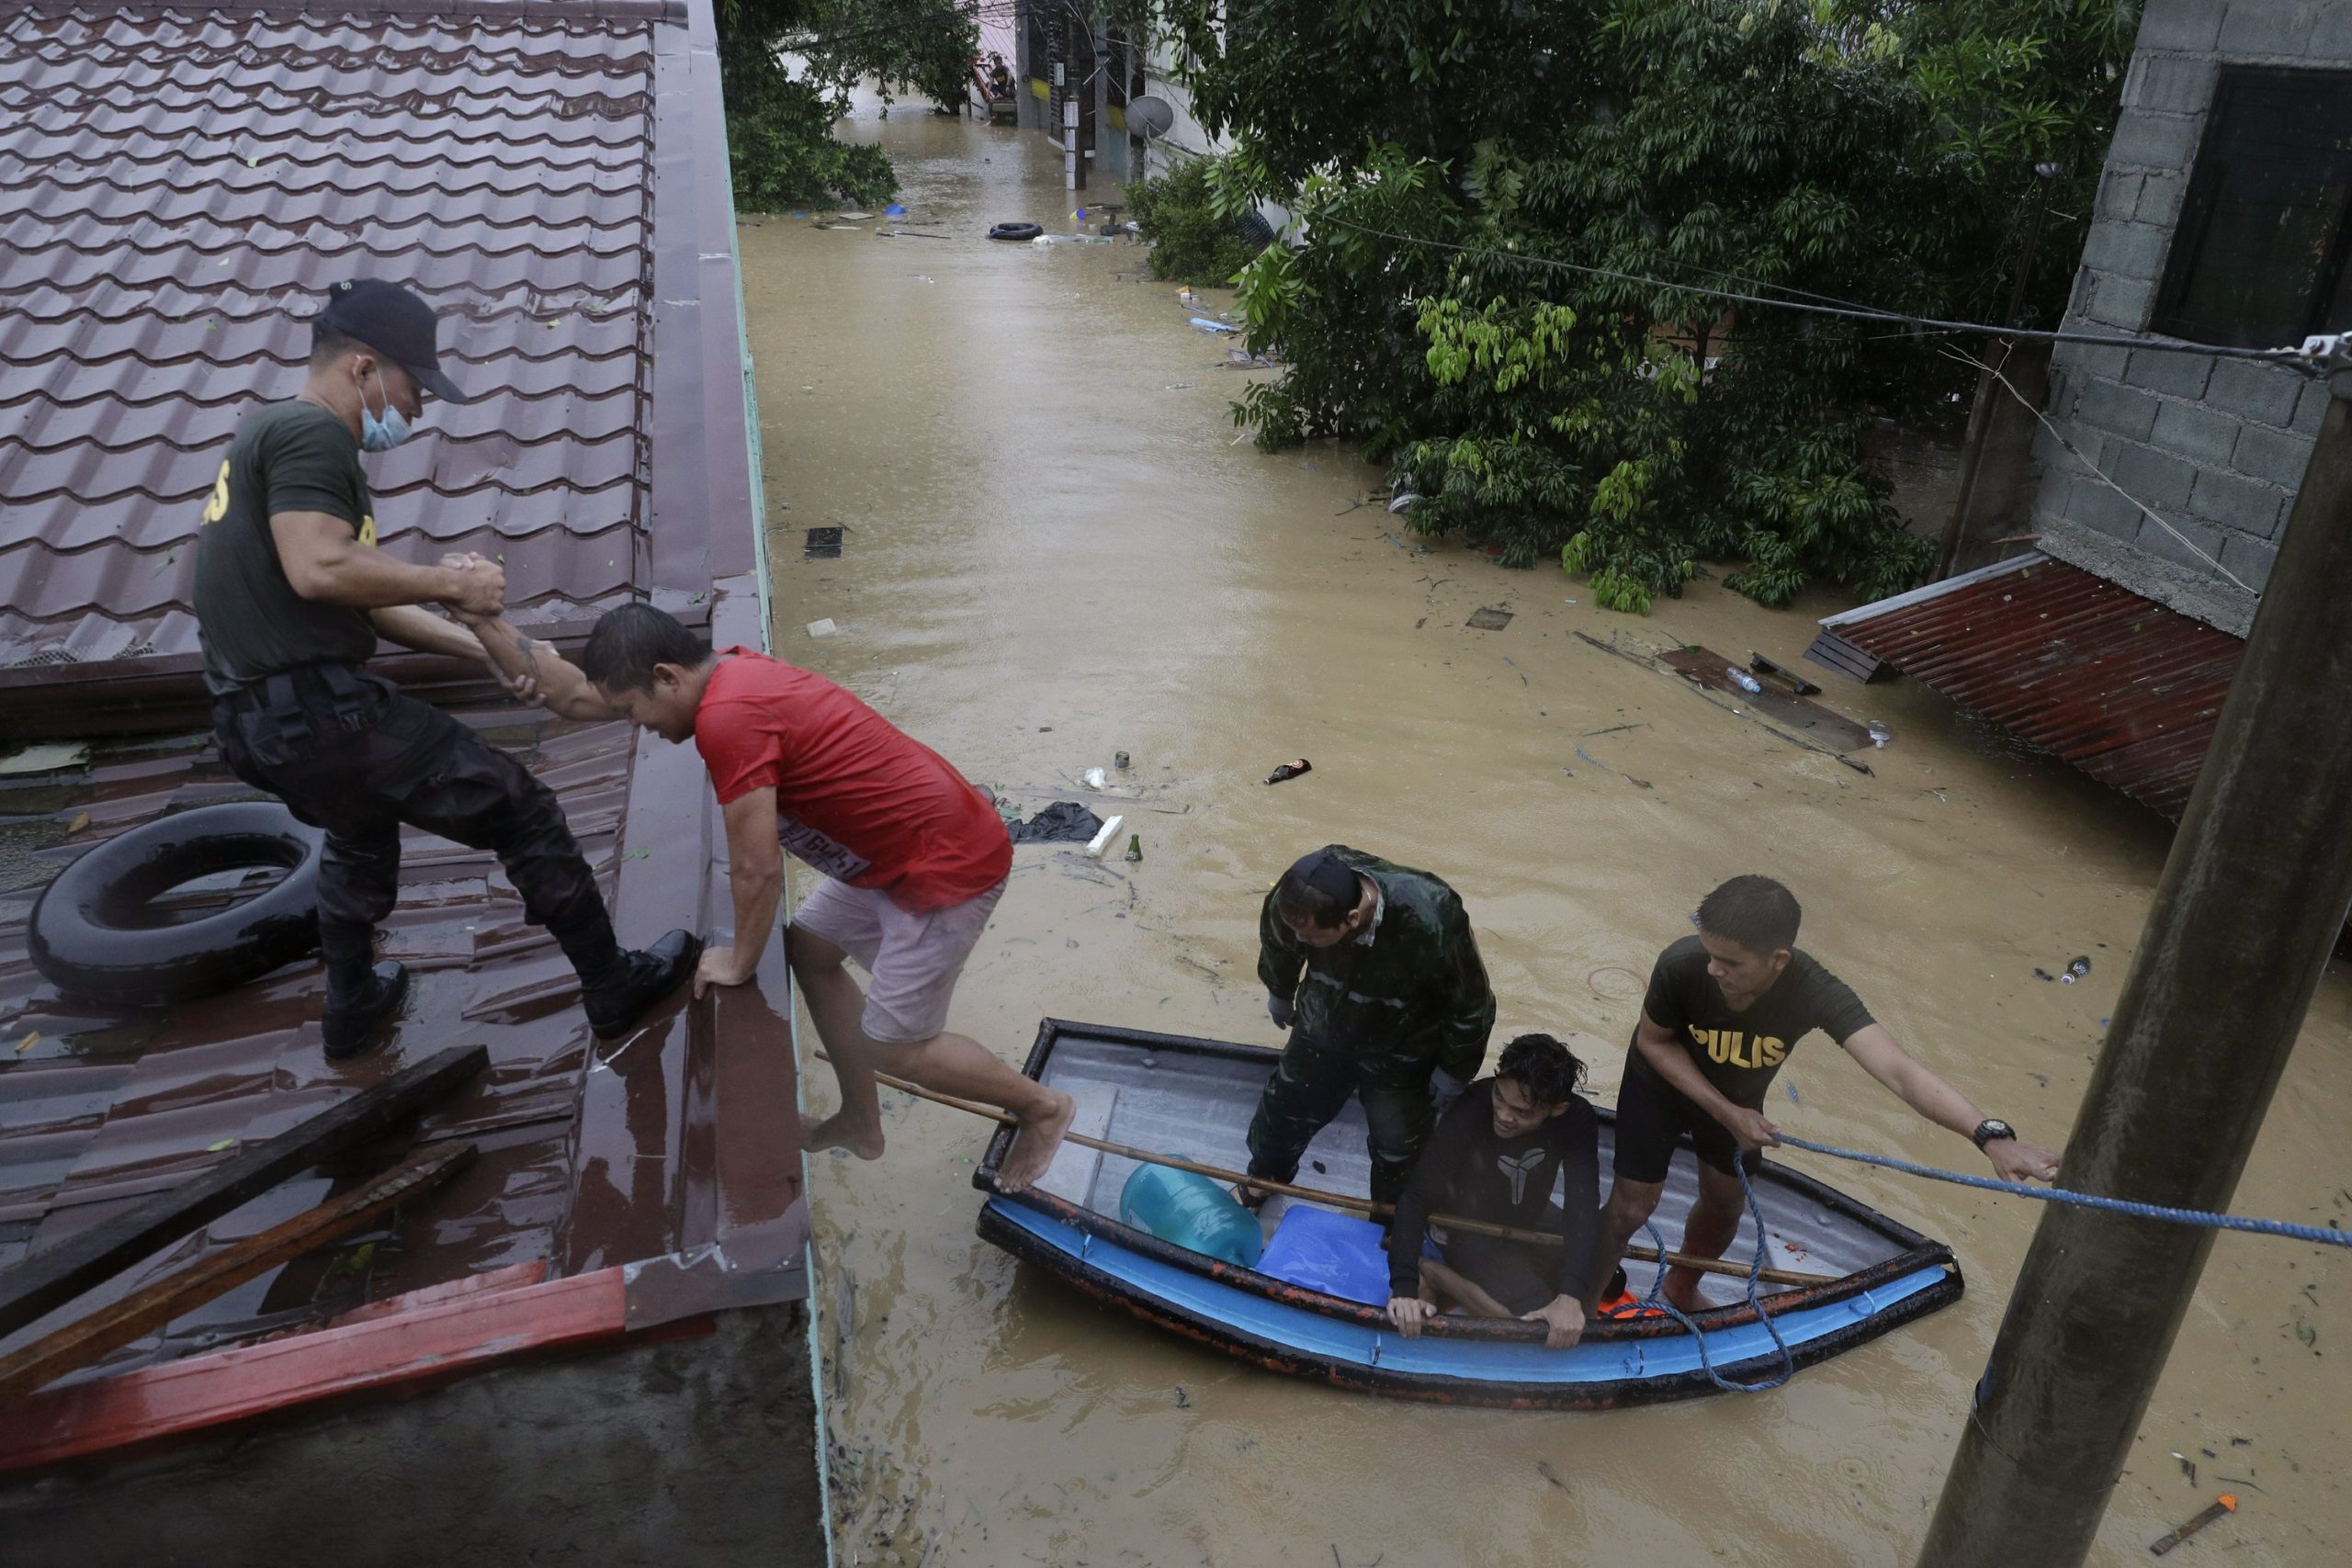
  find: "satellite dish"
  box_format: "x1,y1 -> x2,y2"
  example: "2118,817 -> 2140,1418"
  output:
1126,95 -> 1175,139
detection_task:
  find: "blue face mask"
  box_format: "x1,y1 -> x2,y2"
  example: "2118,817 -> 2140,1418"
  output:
358,367 -> 413,453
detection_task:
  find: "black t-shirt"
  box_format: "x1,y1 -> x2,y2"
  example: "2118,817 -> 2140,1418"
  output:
1634,934 -> 1874,1109
193,399 -> 379,695
1387,1080 -> 1601,1303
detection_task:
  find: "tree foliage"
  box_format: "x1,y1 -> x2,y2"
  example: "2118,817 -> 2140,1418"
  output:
1169,0 -> 2138,610
719,0 -> 979,209
1126,157 -> 1268,283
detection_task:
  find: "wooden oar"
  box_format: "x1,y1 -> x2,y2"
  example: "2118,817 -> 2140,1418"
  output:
837,1060 -> 1836,1289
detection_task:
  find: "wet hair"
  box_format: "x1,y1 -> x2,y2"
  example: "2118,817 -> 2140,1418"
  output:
1496,1033 -> 1584,1106
1696,874 -> 1802,955
1273,850 -> 1361,931
310,321 -> 365,367
581,603 -> 712,694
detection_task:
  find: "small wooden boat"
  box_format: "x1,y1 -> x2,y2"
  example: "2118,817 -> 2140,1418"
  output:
974,1020 -> 1963,1410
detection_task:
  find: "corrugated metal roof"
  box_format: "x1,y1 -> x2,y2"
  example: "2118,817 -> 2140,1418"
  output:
1826,553 -> 2245,820
0,3 -> 674,682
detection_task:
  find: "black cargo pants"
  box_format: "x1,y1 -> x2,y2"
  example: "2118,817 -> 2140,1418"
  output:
213,664 -> 616,1002
1244,1031 -> 1440,1209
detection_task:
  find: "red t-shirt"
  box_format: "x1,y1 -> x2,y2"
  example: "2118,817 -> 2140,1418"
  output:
694,649 -> 1012,912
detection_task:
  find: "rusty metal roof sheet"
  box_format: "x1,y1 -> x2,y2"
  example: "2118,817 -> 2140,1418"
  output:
1824,553 -> 2245,821
0,1 -> 714,690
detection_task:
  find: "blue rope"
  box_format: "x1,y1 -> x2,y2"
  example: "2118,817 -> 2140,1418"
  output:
1634,1158 -> 1794,1393
1623,1134 -> 2348,1398
1774,1134 -> 2352,1249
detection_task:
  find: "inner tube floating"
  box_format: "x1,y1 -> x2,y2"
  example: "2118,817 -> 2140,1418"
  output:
29,800 -> 324,1007
988,221 -> 1044,242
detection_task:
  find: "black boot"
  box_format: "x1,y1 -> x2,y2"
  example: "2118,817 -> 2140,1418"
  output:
323,961 -> 410,1060
582,930 -> 701,1039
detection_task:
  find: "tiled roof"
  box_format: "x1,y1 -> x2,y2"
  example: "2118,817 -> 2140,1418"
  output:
0,2 -> 687,681
0,0 -> 793,1451
1822,553 -> 2244,821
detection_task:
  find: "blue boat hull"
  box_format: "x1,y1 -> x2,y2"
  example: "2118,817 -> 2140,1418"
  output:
979,1196 -> 1959,1409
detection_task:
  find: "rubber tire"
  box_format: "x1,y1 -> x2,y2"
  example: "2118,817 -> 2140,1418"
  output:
988,221 -> 1044,242
29,801 -> 324,1007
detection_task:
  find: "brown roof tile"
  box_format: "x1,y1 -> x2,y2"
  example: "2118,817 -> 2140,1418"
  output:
0,3 -> 667,674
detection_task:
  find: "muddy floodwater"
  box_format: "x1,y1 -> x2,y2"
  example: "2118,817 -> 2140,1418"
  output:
738,100 -> 2348,1568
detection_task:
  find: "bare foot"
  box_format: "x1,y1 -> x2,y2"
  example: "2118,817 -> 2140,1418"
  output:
997,1089 -> 1076,1192
1659,1269 -> 1710,1314
801,1109 -> 885,1160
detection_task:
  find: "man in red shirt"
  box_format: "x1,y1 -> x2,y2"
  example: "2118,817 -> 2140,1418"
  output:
470,603 -> 1075,1189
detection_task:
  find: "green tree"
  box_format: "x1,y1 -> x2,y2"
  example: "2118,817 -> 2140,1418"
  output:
719,0 -> 979,209
1170,0 -> 2137,611
1126,157 -> 1267,283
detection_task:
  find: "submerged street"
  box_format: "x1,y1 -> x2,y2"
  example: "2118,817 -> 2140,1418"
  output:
744,101 -> 2349,1568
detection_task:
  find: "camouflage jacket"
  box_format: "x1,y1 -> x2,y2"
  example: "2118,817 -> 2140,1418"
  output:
1257,844 -> 1496,1082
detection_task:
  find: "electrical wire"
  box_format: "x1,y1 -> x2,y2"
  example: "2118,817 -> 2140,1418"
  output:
1947,344 -> 2259,595
1313,213 -> 2319,371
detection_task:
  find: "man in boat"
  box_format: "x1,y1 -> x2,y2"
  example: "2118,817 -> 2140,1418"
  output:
1236,846 -> 1496,1212
1591,874 -> 2063,1312
1386,1033 -> 1600,1349
465,603 -> 1077,1190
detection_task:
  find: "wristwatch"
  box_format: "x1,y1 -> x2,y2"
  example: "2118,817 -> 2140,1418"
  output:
1972,1118 -> 2017,1150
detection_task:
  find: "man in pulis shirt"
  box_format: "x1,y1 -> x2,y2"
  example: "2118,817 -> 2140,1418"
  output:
1238,846 -> 1496,1211
474,603 -> 1076,1190
1386,1033 -> 1600,1349
1594,874 -> 2063,1311
192,278 -> 695,1058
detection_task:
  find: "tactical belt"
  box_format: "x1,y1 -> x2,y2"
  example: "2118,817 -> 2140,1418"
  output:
218,662 -> 377,749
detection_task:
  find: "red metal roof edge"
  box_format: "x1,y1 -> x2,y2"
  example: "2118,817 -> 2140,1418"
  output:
640,0 -> 757,592
0,1265 -> 634,1473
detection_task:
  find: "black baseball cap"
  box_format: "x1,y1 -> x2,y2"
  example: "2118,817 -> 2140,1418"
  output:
1283,849 -> 1361,908
316,278 -> 473,404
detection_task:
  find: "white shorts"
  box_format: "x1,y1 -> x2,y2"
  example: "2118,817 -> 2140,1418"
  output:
789,875 -> 1006,1043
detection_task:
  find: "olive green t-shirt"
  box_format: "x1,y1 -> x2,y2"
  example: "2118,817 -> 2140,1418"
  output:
192,399 -> 379,695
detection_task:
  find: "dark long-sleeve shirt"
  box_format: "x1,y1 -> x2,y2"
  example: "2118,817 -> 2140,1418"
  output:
1257,845 -> 1495,1084
1386,1080 -> 1601,1303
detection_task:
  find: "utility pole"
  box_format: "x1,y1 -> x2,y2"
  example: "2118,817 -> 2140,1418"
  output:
1073,20 -> 1096,193
1917,363 -> 2352,1565
1057,58 -> 1077,191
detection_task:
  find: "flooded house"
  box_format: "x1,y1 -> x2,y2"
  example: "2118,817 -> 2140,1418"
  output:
1814,0 -> 2350,823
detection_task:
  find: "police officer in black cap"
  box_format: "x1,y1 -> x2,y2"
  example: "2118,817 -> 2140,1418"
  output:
192,279 -> 697,1058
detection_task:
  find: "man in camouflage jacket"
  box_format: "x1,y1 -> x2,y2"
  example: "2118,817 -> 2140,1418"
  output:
1241,845 -> 1497,1208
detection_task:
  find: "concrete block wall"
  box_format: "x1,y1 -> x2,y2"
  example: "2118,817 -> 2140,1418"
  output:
2030,0 -> 2352,615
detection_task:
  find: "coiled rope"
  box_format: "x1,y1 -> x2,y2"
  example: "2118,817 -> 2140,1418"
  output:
1635,1158 -> 1795,1393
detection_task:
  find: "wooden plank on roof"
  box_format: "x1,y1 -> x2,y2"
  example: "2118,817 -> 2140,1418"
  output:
0,1142 -> 476,1403
0,1045 -> 487,1340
